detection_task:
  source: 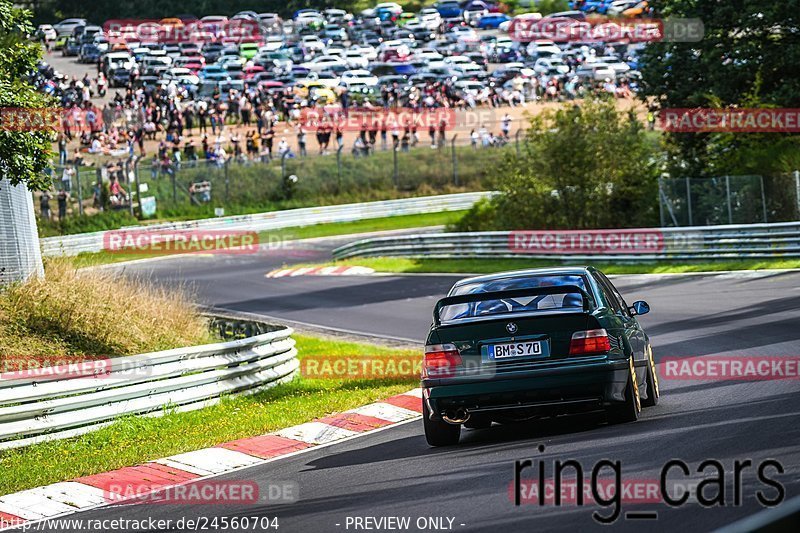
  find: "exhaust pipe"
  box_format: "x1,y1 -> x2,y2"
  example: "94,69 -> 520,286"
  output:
442,407 -> 470,425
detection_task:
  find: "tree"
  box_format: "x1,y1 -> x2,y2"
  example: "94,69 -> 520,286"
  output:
0,0 -> 52,191
638,0 -> 800,177
457,98 -> 661,231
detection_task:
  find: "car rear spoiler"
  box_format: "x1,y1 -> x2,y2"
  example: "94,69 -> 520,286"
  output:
433,285 -> 593,325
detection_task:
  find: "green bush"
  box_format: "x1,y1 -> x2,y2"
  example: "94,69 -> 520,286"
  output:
457,98 -> 661,231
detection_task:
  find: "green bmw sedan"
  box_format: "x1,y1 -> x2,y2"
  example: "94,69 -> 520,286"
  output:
422,267 -> 659,446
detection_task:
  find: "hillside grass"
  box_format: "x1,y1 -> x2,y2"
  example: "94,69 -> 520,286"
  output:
0,259 -> 213,365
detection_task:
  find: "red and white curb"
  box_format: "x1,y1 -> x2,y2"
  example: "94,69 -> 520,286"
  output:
266,265 -> 375,278
0,388 -> 422,530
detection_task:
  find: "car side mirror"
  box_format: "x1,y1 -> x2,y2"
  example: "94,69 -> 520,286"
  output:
630,300 -> 650,316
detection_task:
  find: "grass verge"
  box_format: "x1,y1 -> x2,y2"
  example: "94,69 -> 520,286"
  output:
0,334 -> 419,496
66,210 -> 468,269
310,257 -> 800,275
0,258 -> 212,361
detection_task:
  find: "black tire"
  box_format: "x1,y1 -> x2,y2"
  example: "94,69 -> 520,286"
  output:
641,347 -> 660,408
423,400 -> 461,446
606,358 -> 641,424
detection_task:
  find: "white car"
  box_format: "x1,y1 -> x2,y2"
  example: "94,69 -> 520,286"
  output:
446,26 -> 478,43
296,12 -> 325,27
419,8 -> 442,30
163,67 -> 199,86
595,56 -> 631,74
533,57 -> 570,74
527,40 -> 561,57
301,55 -> 348,72
343,50 -> 369,69
454,63 -> 484,76
300,35 -> 326,52
307,71 -> 341,88
53,18 -> 86,37
444,55 -> 474,67
340,69 -> 379,87
351,44 -> 378,61
325,47 -> 346,57
37,24 -> 57,41
415,50 -> 444,64
262,36 -> 284,52
576,62 -> 616,81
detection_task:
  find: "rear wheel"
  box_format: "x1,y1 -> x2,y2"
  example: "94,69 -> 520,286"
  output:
641,347 -> 660,408
423,400 -> 461,446
607,358 -> 641,424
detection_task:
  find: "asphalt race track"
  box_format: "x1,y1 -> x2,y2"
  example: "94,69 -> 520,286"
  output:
54,238 -> 800,532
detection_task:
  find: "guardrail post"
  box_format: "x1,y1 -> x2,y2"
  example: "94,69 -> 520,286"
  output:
172,164 -> 177,205
451,134 -> 458,187
685,176 -> 692,226
760,175 -> 768,223
133,157 -> 142,219
75,168 -> 84,217
337,145 -> 343,192
393,145 -> 399,188
224,158 -> 230,205
725,175 -> 733,224
795,170 -> 800,219
126,159 -> 135,219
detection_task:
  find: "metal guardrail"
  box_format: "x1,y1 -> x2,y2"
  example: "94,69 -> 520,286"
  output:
332,222 -> 800,262
40,192 -> 492,257
0,318 -> 297,450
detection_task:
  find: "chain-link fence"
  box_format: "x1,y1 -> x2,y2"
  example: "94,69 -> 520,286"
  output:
38,138 -> 513,226
659,173 -> 800,227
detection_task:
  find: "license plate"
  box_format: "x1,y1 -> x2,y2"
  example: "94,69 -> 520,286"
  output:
485,341 -> 546,360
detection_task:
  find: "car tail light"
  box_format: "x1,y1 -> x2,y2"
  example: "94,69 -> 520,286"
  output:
569,329 -> 611,355
423,344 -> 462,378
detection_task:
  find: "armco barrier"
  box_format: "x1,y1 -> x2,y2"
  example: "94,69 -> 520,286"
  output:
41,192 -> 492,257
332,222 -> 800,262
0,318 -> 297,450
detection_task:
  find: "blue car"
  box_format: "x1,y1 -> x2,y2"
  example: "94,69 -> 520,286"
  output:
435,1 -> 463,18
579,0 -> 613,13
476,14 -> 510,29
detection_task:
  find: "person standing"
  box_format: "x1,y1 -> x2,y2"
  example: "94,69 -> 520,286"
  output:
61,165 -> 74,193
501,113 -> 512,139
297,126 -> 307,157
57,190 -> 68,221
40,191 -> 52,221
57,134 -> 68,165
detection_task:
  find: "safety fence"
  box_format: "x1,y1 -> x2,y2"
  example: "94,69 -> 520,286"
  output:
0,317 -> 296,450
332,222 -> 800,262
40,192 -> 492,256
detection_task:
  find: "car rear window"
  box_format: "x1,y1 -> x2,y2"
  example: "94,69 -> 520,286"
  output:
440,275 -> 589,322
